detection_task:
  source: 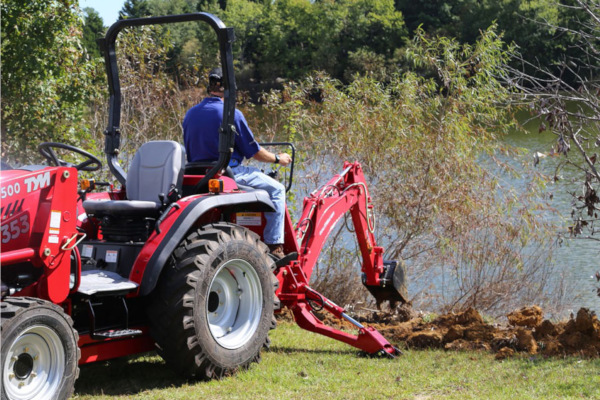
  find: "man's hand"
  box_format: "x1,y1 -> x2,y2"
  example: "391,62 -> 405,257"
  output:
277,153 -> 292,166
253,148 -> 293,166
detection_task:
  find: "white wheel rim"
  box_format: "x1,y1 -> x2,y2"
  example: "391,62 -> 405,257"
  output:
3,325 -> 65,400
207,259 -> 263,349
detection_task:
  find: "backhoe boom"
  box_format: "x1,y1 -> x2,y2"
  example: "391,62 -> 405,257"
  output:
277,162 -> 406,356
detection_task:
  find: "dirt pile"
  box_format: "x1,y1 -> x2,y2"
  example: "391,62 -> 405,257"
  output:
276,305 -> 599,358
507,305 -> 543,328
369,306 -> 600,358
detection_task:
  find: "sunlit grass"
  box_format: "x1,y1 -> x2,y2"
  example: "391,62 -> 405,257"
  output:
74,323 -> 600,400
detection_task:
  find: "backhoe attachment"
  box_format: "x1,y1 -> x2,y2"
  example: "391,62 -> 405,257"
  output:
363,259 -> 409,309
277,262 -> 401,357
277,161 -> 408,356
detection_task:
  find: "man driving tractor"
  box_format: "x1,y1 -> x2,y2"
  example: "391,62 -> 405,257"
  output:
183,67 -> 292,258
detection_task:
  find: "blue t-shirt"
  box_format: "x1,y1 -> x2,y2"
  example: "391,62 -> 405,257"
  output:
183,97 -> 260,165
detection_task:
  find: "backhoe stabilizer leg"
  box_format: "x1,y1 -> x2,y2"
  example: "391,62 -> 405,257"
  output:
357,327 -> 401,358
291,301 -> 400,357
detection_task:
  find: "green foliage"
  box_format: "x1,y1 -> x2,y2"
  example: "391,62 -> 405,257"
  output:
82,8 -> 106,59
264,27 -> 559,313
395,0 -> 591,79
141,0 -> 408,84
1,0 -> 96,164
344,47 -> 387,81
101,0 -> 596,88
119,0 -> 152,19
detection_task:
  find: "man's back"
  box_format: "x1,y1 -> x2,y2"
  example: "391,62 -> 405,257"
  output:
183,97 -> 223,162
183,97 -> 259,165
182,68 -> 290,258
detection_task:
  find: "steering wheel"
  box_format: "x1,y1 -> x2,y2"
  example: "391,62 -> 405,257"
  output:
38,142 -> 102,172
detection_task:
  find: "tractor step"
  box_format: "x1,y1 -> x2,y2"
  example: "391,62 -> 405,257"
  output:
77,269 -> 138,297
92,328 -> 143,340
86,295 -> 139,340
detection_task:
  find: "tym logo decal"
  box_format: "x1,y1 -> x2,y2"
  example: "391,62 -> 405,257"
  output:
25,172 -> 51,192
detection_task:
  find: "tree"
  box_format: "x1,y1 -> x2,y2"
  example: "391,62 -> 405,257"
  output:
82,8 -> 106,59
1,0 -> 96,164
119,0 -> 151,19
335,0 -> 407,80
395,0 -> 585,81
140,0 -> 407,84
259,27 -> 560,314
508,0 -> 599,244
238,0 -> 407,82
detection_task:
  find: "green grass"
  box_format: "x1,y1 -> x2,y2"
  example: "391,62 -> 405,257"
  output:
73,323 -> 600,400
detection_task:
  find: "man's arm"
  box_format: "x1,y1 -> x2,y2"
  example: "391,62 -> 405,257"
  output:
252,147 -> 292,166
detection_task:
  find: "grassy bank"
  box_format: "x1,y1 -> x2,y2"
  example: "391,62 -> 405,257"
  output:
74,323 -> 600,400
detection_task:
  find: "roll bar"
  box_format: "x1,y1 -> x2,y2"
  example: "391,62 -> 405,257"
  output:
98,13 -> 236,186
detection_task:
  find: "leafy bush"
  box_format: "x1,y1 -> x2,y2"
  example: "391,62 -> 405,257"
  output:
262,27 -> 564,314
1,0 -> 97,164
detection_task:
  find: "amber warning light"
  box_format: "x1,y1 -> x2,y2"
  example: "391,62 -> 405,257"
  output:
209,179 -> 224,194
79,179 -> 111,192
80,179 -> 92,191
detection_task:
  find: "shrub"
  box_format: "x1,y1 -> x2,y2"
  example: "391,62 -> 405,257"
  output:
262,27 -> 564,315
1,0 -> 97,164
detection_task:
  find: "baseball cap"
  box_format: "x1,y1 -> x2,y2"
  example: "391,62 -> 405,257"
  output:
209,67 -> 223,81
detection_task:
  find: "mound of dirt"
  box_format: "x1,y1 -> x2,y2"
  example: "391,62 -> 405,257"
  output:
507,306 -> 543,328
372,306 -> 600,358
495,347 -> 515,360
276,305 -> 599,358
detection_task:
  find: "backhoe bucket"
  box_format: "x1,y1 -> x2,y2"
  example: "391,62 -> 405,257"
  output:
363,260 -> 408,309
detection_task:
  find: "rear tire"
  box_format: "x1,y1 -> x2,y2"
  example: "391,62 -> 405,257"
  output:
149,223 -> 278,379
1,297 -> 80,400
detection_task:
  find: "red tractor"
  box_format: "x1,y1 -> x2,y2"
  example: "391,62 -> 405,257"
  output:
0,13 -> 407,399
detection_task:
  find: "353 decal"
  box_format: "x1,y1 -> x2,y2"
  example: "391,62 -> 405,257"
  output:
1,214 -> 30,244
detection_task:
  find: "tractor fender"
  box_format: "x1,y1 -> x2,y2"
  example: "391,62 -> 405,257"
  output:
137,191 -> 274,296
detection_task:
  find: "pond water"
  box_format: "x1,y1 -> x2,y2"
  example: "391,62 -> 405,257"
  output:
501,116 -> 599,314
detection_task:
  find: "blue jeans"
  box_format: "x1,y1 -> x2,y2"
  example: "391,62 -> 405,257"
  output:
231,165 -> 285,245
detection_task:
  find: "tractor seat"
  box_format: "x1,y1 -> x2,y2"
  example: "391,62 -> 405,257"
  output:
182,161 -> 260,194
185,161 -> 235,179
83,141 -> 185,219
183,161 -> 245,195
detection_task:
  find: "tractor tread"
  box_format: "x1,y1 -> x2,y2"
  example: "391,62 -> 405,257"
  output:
148,223 -> 278,380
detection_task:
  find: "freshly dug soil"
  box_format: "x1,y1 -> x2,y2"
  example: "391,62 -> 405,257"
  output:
370,306 -> 600,358
277,305 -> 600,358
